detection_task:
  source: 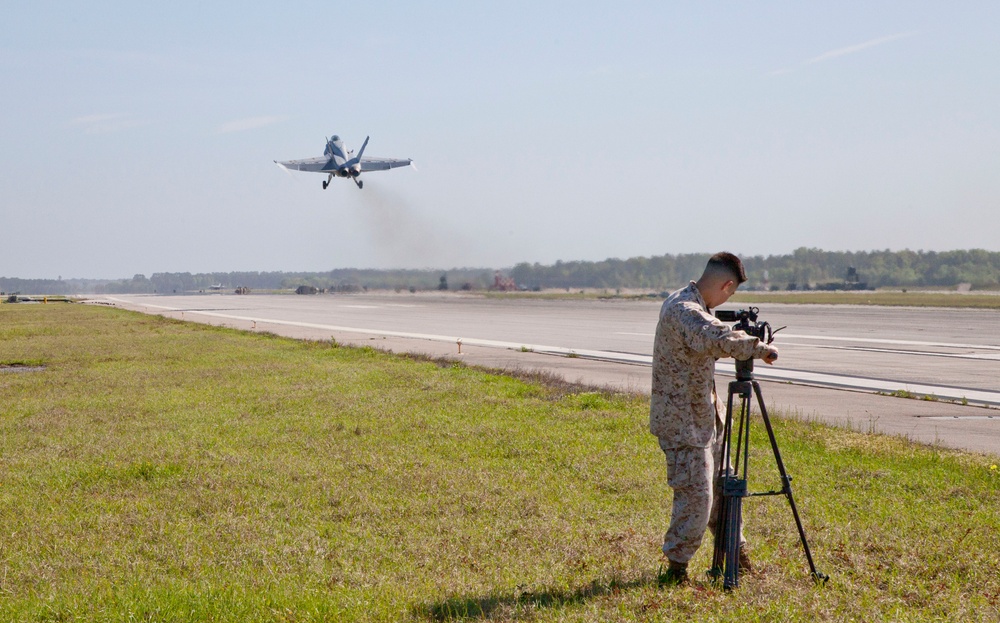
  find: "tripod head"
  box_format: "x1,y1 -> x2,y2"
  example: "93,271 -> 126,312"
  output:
715,307 -> 785,381
734,358 -> 756,382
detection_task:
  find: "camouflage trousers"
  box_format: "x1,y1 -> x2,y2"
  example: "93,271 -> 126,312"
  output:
658,430 -> 746,564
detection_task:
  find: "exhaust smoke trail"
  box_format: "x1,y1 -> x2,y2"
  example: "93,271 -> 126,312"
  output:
354,183 -> 470,267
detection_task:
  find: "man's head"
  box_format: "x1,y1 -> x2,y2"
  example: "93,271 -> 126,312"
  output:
696,251 -> 747,309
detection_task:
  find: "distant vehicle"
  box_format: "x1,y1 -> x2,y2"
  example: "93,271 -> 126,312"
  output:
275,134 -> 413,190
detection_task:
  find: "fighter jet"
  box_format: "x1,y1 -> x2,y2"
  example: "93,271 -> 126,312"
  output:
275,134 -> 413,189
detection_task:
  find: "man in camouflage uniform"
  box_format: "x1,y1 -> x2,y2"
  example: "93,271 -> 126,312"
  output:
650,252 -> 778,584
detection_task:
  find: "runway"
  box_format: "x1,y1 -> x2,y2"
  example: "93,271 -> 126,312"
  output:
95,292 -> 1000,456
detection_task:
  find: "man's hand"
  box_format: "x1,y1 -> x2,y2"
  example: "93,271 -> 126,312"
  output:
762,346 -> 778,365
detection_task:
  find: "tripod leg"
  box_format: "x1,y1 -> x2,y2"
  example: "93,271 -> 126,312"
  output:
751,381 -> 828,583
724,389 -> 752,590
722,481 -> 745,590
710,383 -> 739,578
712,381 -> 753,588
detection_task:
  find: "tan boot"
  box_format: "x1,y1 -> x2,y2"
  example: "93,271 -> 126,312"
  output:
658,559 -> 689,586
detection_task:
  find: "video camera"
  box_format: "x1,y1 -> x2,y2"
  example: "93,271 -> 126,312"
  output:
714,306 -> 784,380
714,306 -> 783,344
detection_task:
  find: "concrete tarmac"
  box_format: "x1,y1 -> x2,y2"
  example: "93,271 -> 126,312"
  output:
94,292 -> 1000,458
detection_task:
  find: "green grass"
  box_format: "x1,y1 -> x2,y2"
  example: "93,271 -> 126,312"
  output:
0,304 -> 998,621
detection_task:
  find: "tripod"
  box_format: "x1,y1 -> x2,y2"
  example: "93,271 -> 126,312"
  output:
710,357 -> 828,590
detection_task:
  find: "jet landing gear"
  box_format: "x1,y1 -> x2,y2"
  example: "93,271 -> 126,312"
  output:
322,174 -> 363,189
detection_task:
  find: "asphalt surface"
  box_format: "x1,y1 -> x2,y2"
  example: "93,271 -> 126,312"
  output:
94,292 -> 1000,457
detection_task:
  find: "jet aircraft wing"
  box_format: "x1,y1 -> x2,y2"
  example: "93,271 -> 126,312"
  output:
275,156 -> 330,173
360,156 -> 413,172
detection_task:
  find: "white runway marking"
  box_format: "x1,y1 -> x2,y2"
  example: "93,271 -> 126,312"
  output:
779,333 -> 1000,352
780,343 -> 1000,362
618,331 -> 1000,352
923,415 -> 999,420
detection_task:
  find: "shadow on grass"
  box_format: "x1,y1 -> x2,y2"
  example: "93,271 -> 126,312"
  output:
416,572 -> 658,621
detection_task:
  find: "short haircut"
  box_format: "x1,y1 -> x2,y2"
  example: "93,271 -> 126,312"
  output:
705,251 -> 747,284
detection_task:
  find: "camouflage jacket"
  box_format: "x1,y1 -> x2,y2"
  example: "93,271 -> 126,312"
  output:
649,282 -> 771,447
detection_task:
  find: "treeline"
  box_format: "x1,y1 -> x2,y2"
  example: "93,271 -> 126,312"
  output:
749,248 -> 1000,290
0,278 -> 109,296
1,270 -> 492,295
95,268 -> 499,294
4,248 -> 999,295
511,248 -> 1000,291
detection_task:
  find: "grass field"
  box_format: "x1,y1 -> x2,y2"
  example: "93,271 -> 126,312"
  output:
0,303 -> 998,622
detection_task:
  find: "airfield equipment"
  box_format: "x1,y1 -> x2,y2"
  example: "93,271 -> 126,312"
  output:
711,307 -> 828,590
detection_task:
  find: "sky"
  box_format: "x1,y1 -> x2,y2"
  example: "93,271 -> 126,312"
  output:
3,2 -> 1000,279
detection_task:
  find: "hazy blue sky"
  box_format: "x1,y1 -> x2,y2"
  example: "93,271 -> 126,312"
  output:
3,2 -> 999,278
